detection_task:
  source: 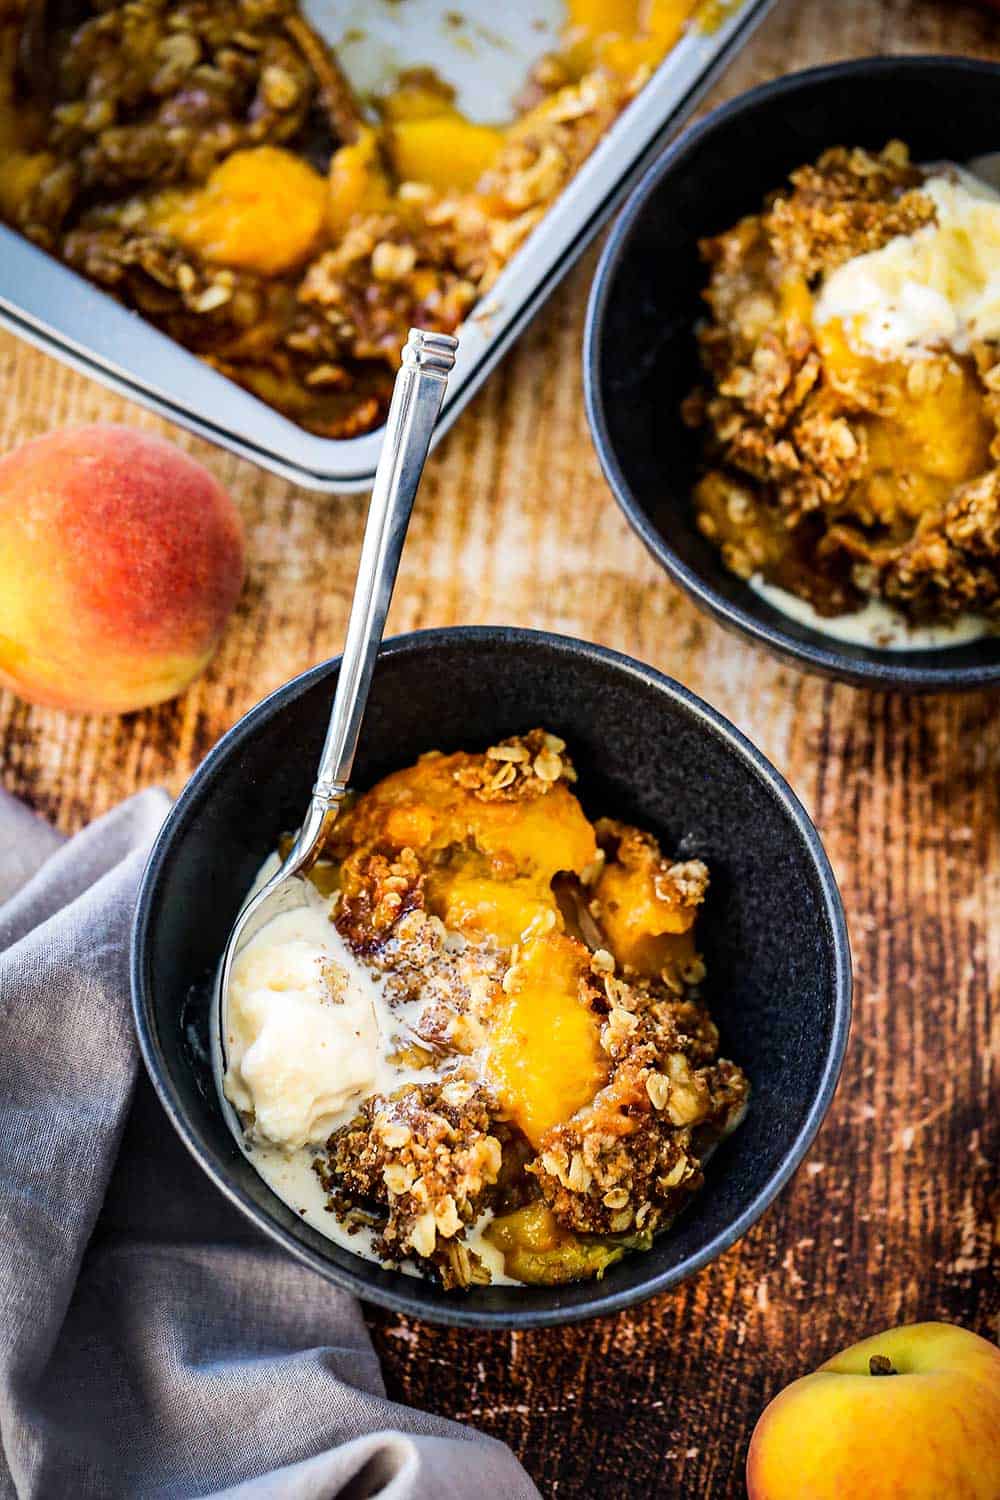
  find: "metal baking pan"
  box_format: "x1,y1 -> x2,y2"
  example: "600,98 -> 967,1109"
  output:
0,0 -> 774,492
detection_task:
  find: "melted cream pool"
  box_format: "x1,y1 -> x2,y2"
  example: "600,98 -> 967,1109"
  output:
749,574 -> 995,651
213,859 -> 514,1284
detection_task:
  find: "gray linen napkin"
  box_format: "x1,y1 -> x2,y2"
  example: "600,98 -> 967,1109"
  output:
0,790 -> 539,1500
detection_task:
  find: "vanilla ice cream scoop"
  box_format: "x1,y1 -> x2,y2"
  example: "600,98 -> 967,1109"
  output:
814,171 -> 1000,356
223,902 -> 380,1151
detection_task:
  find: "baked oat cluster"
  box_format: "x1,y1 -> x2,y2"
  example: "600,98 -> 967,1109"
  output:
683,143 -> 1000,623
306,732 -> 748,1289
0,0 -> 649,436
318,1080 -> 504,1286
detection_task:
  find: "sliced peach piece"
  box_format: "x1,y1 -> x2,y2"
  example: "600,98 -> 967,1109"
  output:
154,146 -> 328,275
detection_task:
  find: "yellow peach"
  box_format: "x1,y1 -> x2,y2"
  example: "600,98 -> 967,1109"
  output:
747,1322 -> 1000,1500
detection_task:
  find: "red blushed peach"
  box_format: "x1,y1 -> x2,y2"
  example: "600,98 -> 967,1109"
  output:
0,424 -> 245,714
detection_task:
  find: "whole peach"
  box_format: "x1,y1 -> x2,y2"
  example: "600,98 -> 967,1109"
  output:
747,1322 -> 1000,1500
0,424 -> 245,713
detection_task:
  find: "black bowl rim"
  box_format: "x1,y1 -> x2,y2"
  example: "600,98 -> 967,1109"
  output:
131,625 -> 852,1328
584,54 -> 1000,693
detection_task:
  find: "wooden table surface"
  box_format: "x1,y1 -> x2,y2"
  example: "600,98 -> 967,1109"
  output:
2,1 -> 998,1494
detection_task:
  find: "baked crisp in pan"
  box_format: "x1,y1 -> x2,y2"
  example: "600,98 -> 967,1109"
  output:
683,143 -> 1000,626
0,0 -> 697,437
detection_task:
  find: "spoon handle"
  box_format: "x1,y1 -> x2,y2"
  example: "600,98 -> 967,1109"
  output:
292,328 -> 457,864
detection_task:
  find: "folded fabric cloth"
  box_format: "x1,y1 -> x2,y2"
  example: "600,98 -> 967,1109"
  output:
0,790 -> 539,1500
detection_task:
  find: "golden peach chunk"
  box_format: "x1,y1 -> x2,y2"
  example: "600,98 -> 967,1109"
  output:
154,146 -> 328,275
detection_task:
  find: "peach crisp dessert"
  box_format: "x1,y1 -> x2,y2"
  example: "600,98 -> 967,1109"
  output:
0,0 -> 703,438
221,731 -> 748,1289
682,143 -> 1000,647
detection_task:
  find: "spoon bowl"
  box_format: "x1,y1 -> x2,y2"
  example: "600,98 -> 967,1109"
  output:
967,152 -> 1000,193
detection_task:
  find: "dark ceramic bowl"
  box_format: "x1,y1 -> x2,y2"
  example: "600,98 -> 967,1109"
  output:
131,627 -> 851,1327
585,57 -> 1000,692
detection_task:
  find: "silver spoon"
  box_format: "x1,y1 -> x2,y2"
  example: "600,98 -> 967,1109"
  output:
923,154 -> 1000,195
212,326 -> 457,1091
967,154 -> 1000,194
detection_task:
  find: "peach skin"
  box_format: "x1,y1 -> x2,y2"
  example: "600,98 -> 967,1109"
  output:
747,1322 -> 1000,1500
0,424 -> 245,714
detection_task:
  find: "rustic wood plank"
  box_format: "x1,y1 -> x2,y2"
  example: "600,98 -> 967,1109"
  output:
1,0 -> 997,1495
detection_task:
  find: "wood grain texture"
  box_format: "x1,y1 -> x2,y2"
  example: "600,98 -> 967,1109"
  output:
1,1 -> 998,1494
